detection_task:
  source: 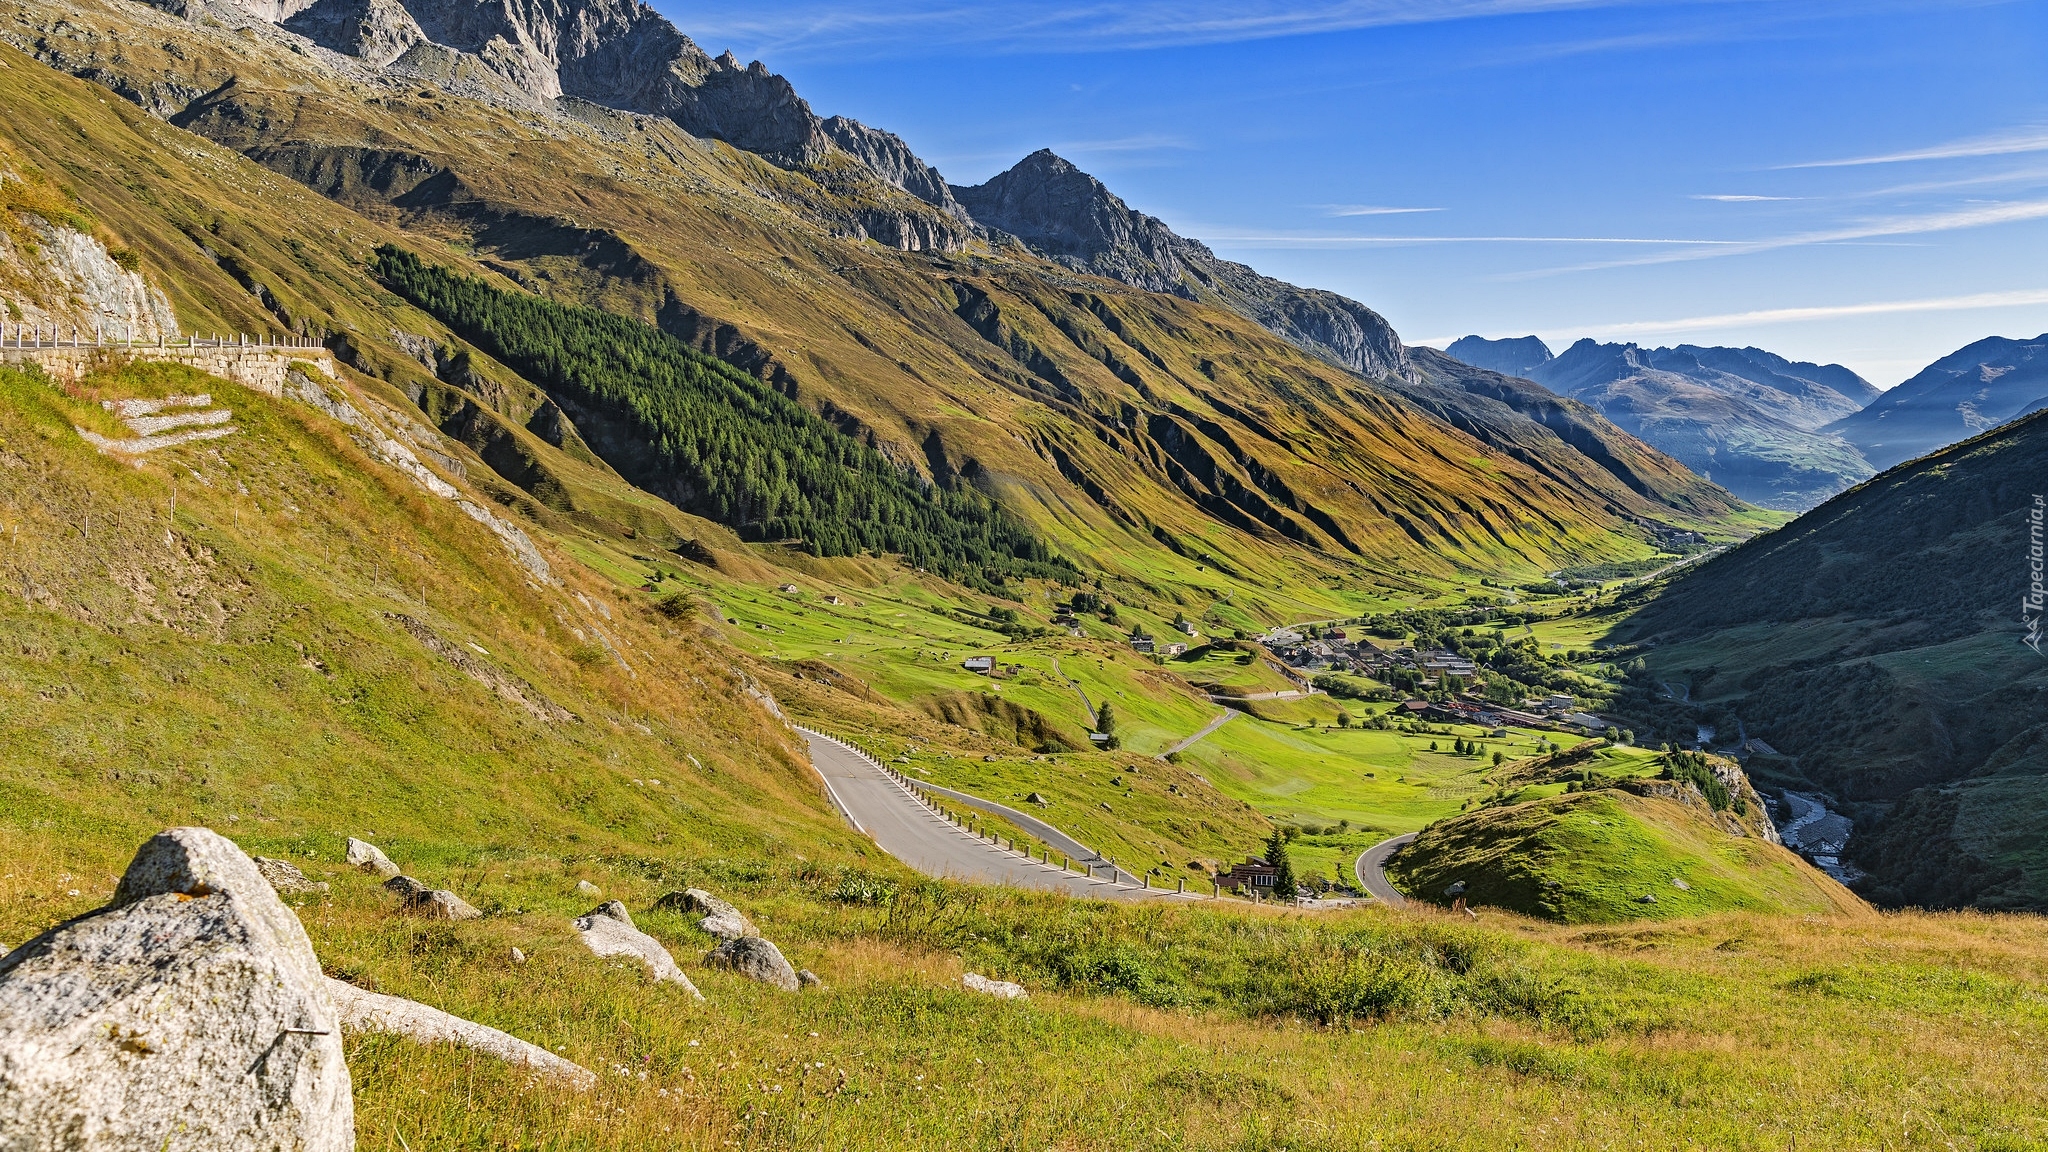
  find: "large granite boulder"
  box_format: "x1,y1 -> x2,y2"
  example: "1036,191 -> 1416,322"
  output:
0,827 -> 353,1150
572,902 -> 703,1000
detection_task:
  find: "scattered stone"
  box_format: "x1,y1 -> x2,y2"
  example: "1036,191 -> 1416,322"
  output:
704,936 -> 800,992
326,978 -> 594,1091
572,902 -> 703,1000
1637,894 -> 1659,904
253,855 -> 330,895
346,836 -> 400,878
509,947 -> 527,965
1443,881 -> 1467,897
0,827 -> 352,1151
961,972 -> 1028,1000
982,754 -> 997,762
797,968 -> 823,989
1672,877 -> 1691,891
657,888 -> 757,940
576,879 -> 602,898
1026,792 -> 1048,806
384,875 -> 482,920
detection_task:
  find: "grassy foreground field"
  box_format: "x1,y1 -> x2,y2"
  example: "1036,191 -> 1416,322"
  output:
3,359 -> 2045,1150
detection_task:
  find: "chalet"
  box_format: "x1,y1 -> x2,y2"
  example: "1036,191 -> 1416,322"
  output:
1218,857 -> 1279,894
963,656 -> 995,674
1130,636 -> 1156,654
1177,620 -> 1199,636
1163,642 -> 1188,656
824,595 -> 844,606
1562,711 -> 1609,732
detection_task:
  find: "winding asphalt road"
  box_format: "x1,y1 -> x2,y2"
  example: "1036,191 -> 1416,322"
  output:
1353,833 -> 1416,908
801,729 -> 1200,901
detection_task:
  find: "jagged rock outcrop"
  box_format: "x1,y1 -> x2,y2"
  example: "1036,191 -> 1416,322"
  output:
0,827 -> 352,1151
953,150 -> 1406,379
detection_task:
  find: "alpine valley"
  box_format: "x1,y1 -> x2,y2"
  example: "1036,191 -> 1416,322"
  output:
1,0 -> 2045,1148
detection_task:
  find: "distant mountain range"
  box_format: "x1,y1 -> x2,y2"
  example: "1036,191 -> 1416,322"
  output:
1827,334 -> 2048,470
1447,335 -> 1879,510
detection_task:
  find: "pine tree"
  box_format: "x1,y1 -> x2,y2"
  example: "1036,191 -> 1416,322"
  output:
1265,829 -> 1298,900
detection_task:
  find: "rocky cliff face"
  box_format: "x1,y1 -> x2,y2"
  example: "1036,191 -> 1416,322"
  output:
954,149 -> 1406,379
0,214 -> 178,341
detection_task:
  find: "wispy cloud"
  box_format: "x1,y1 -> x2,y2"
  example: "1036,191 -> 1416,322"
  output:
1785,126 -> 2048,169
1323,204 -> 1443,216
1566,288 -> 2048,339
1207,233 -> 1746,247
1413,288 -> 2048,350
1517,198 -> 2048,275
1691,194 -> 1800,202
688,0 -> 1634,57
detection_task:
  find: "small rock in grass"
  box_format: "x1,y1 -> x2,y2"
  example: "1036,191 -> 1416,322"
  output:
656,888 -> 757,941
345,837 -> 400,878
797,969 -> 823,989
961,972 -> 1027,1000
1672,878 -> 1691,891
384,875 -> 481,920
509,947 -> 527,965
704,936 -> 799,992
1637,893 -> 1658,904
576,879 -> 602,898
253,856 -> 329,895
1026,792 -> 1048,806
572,902 -> 703,999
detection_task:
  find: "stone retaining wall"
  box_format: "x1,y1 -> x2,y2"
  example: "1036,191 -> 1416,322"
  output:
0,344 -> 336,393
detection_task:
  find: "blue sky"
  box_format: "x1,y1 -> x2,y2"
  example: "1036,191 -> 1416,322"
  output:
664,1 -> 2048,386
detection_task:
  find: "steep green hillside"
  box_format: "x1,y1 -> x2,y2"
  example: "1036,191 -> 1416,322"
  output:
1617,409 -> 2048,911
2,0 -> 1754,606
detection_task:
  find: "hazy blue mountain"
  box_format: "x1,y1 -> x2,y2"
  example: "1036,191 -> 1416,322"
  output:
1444,335 -> 1554,379
1444,336 -> 1879,510
1828,334 -> 2048,470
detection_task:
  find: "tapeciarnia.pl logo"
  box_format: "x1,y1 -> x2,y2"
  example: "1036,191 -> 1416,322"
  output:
2028,494 -> 2046,655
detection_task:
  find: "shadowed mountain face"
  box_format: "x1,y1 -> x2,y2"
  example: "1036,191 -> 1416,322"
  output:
1445,336 -> 1878,511
1828,334 -> 2048,471
1620,409 -> 2048,912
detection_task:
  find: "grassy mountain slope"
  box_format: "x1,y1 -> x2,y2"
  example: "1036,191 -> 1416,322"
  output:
1617,409 -> 2048,911
3,0 -> 1754,601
